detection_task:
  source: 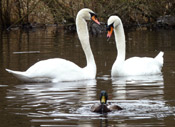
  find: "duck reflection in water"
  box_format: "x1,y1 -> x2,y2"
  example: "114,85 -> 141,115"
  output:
91,90 -> 122,113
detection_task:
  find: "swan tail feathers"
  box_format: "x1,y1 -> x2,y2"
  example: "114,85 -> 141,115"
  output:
6,69 -> 30,82
155,51 -> 164,65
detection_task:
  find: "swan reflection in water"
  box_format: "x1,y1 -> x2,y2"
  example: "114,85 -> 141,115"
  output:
6,75 -> 175,126
112,74 -> 164,100
6,79 -> 97,118
109,74 -> 175,120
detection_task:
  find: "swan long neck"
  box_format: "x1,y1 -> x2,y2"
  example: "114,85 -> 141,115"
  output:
114,22 -> 126,63
76,13 -> 96,71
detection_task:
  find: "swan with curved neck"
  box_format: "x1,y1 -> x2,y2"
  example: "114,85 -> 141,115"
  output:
6,8 -> 100,82
107,16 -> 164,76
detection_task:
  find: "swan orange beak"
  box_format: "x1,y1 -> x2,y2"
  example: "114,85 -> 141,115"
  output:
107,26 -> 113,38
91,15 -> 100,25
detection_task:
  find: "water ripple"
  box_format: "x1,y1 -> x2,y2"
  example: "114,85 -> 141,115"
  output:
5,75 -> 175,125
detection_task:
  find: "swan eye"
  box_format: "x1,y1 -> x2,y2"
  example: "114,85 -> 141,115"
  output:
89,12 -> 97,18
107,23 -> 114,31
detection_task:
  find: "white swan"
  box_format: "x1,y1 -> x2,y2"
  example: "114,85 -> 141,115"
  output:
107,16 -> 164,77
6,8 -> 100,82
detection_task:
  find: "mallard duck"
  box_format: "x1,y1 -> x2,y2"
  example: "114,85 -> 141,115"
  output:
91,90 -> 122,113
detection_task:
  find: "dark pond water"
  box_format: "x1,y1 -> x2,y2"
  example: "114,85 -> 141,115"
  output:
0,27 -> 175,127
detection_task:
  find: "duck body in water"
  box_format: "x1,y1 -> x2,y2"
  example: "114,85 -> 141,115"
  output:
91,90 -> 122,113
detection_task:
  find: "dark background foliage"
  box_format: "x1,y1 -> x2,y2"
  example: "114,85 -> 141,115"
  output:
0,0 -> 175,29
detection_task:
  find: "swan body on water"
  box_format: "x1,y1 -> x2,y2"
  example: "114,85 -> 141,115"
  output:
6,8 -> 100,82
107,16 -> 164,77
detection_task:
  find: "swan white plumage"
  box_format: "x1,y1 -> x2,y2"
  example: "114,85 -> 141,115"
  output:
6,8 -> 100,82
107,16 -> 164,77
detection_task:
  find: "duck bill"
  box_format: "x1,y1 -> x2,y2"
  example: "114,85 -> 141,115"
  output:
101,96 -> 106,104
91,16 -> 100,25
107,27 -> 113,38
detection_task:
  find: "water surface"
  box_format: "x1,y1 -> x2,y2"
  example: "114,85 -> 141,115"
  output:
0,28 -> 175,127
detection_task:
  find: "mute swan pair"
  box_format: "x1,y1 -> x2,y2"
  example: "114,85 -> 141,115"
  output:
6,9 -> 164,82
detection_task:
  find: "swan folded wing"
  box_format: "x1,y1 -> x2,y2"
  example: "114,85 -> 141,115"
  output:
123,57 -> 163,76
26,58 -> 86,81
7,58 -> 85,82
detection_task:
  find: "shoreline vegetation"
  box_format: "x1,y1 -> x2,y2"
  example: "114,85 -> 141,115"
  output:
0,0 -> 175,32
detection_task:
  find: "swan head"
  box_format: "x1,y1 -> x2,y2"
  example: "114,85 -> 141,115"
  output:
77,8 -> 100,25
107,16 -> 121,38
100,90 -> 108,104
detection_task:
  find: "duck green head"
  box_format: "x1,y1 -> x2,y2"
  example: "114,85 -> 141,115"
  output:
100,90 -> 108,104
